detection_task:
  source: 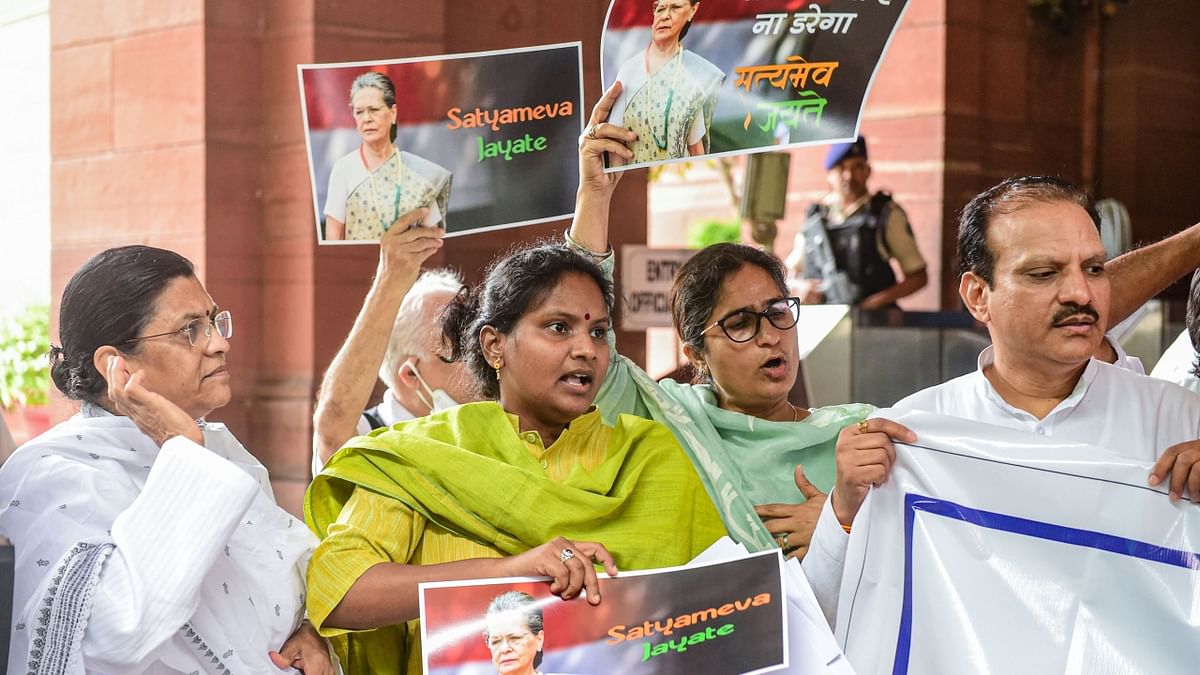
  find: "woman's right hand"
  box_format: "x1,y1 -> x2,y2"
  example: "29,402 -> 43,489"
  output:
106,355 -> 205,447
831,417 -> 914,528
378,207 -> 444,287
504,536 -> 618,605
579,82 -> 636,199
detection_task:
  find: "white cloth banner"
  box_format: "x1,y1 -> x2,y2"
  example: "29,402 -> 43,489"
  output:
836,410 -> 1200,674
694,538 -> 855,674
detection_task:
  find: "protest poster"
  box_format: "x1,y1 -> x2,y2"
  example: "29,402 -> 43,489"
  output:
299,43 -> 583,243
836,410 -> 1200,674
419,549 -> 787,675
600,0 -> 910,172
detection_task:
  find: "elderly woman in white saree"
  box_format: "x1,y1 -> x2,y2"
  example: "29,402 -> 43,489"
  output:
324,71 -> 452,241
608,0 -> 724,164
0,246 -> 332,674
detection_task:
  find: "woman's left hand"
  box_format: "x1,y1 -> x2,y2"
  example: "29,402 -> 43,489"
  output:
754,465 -> 826,560
269,621 -> 335,674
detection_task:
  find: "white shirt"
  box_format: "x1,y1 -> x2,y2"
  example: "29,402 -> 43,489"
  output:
0,412 -> 14,460
309,388 -> 416,476
0,408 -> 315,674
1108,336 -> 1146,375
803,346 -> 1200,625
1151,329 -> 1200,394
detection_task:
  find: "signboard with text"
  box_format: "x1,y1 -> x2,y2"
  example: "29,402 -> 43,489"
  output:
620,246 -> 695,330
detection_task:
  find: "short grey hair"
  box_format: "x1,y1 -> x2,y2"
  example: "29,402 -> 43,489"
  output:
379,268 -> 464,388
349,71 -> 396,108
485,591 -> 543,634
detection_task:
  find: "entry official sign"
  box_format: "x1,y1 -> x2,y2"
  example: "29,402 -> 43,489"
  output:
620,246 -> 695,330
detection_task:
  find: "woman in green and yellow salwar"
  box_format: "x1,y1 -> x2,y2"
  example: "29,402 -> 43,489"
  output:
304,242 -> 725,674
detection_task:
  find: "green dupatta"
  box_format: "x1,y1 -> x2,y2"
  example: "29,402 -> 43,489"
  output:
577,241 -> 873,551
306,402 -> 724,570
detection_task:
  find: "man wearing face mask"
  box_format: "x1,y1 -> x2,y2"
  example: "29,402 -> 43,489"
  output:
312,209 -> 476,474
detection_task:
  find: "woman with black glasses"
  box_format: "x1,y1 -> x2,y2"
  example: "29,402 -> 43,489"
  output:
0,245 -> 333,674
573,86 -> 873,560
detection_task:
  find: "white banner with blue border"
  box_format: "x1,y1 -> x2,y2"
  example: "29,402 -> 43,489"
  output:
836,409 -> 1200,674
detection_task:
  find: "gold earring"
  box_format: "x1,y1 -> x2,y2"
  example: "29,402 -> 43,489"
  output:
494,360 -> 502,382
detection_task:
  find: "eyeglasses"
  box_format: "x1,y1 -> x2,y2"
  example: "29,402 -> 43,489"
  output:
121,310 -> 233,348
486,631 -> 533,650
653,1 -> 690,16
703,298 -> 800,343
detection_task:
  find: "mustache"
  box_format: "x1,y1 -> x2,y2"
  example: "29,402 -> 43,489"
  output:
1051,302 -> 1100,326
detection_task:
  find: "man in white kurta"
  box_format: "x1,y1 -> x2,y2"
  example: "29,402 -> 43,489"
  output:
802,178 -> 1200,624
1152,329 -> 1200,393
310,236 -> 475,476
1150,270 -> 1200,393
0,405 -> 315,674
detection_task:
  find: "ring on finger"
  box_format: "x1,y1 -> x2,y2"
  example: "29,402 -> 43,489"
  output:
560,547 -> 575,563
857,419 -> 869,434
777,532 -> 789,549
586,124 -> 599,140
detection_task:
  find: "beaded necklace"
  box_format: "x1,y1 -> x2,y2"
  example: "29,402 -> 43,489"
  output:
644,44 -> 684,151
359,144 -> 405,232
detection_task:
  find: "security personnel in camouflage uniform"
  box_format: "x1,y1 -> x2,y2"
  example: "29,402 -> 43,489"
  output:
786,137 -> 927,308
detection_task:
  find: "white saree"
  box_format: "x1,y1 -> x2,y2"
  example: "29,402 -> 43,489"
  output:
338,150 -> 452,241
0,405 -> 315,674
610,49 -> 725,164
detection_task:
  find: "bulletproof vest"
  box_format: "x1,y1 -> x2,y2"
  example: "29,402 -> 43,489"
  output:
803,192 -> 897,303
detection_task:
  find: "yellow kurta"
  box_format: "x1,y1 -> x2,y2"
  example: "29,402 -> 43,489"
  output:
305,403 -> 724,675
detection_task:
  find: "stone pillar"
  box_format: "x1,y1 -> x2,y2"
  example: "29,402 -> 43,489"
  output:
1098,0 -> 1200,301
49,1 -> 209,420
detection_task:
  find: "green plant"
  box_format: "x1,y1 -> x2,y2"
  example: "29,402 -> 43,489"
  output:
0,304 -> 51,409
688,218 -> 742,248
